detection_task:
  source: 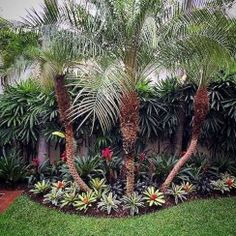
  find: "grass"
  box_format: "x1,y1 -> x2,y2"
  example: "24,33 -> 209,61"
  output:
0,196 -> 236,236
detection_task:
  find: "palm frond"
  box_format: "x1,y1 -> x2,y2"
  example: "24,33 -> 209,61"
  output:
69,60 -> 129,134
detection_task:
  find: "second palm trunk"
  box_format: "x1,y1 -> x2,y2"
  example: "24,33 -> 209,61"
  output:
161,87 -> 209,191
120,91 -> 140,196
54,75 -> 90,192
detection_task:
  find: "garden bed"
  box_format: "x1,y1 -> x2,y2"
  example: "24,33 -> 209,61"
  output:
25,187 -> 236,218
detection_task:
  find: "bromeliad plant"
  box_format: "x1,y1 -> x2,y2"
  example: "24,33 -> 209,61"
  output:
167,183 -> 188,205
122,192 -> 145,216
61,190 -> 79,208
73,191 -> 97,212
97,192 -> 121,215
211,173 -> 236,193
143,187 -> 165,207
90,178 -> 108,198
181,182 -> 196,194
30,180 -> 51,195
43,188 -> 64,206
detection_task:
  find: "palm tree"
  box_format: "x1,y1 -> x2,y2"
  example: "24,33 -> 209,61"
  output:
159,9 -> 236,190
4,0 -> 104,191
64,0 -> 236,195
65,0 -> 172,195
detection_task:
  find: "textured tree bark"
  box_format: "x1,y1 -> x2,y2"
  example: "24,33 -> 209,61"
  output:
120,45 -> 140,196
161,87 -> 209,191
120,91 -> 140,196
54,75 -> 90,192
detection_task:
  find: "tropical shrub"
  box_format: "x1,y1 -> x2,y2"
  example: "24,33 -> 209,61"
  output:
211,173 -> 236,193
150,154 -> 193,182
181,182 -> 196,194
196,177 -> 213,196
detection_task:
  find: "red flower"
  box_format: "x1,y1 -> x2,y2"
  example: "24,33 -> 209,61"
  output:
150,194 -> 158,201
56,181 -> 65,189
226,178 -> 234,188
102,147 -> 113,161
61,151 -> 67,162
139,152 -> 146,162
32,158 -> 39,167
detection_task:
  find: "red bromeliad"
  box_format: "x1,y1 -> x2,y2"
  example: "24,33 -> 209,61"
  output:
226,178 -> 234,188
56,181 -> 65,189
150,194 -> 158,201
102,147 -> 113,161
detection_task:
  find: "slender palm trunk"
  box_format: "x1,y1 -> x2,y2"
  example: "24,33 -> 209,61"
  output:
54,75 -> 90,192
120,45 -> 140,196
120,91 -> 140,196
161,87 -> 209,191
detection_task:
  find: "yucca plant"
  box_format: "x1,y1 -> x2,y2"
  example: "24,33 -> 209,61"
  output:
143,187 -> 165,207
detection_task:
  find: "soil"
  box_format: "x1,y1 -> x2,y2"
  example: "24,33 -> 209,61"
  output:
24,188 -> 236,218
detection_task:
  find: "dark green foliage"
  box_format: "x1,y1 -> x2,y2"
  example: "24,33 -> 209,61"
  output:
0,80 -> 59,146
59,155 -> 102,180
0,29 -> 38,70
0,150 -> 28,184
196,177 -> 213,196
150,154 -> 193,183
27,160 -> 62,185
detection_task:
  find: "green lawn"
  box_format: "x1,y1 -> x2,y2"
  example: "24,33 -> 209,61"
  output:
0,195 -> 236,236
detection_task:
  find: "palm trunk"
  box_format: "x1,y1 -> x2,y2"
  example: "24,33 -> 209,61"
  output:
161,87 -> 209,191
120,45 -> 139,196
54,75 -> 90,192
120,91 -> 140,196
174,104 -> 185,156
